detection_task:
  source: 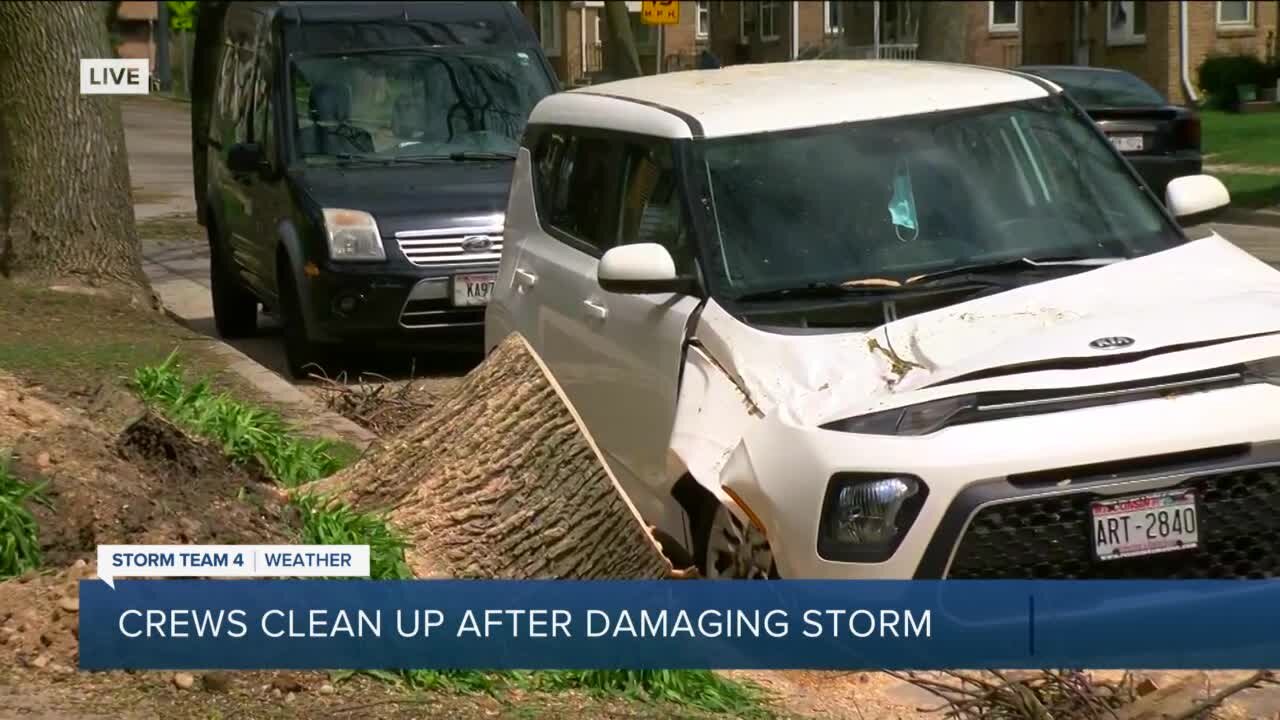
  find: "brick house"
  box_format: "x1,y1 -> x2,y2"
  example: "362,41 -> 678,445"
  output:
517,1 -> 714,85
112,1 -> 159,67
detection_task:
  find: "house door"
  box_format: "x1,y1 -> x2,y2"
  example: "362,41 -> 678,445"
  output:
1073,0 -> 1090,65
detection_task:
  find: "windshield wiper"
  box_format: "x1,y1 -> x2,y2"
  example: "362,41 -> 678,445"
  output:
332,153 -> 390,167
734,279 -> 1001,303
902,255 -> 1124,286
448,151 -> 517,162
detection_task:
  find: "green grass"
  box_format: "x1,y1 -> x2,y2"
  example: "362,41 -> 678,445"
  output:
1213,172 -> 1280,209
1201,110 -> 1280,166
0,454 -> 46,579
129,357 -> 770,718
133,353 -> 346,487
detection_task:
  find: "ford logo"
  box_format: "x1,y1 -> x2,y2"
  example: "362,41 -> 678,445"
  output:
461,235 -> 493,253
1089,336 -> 1135,350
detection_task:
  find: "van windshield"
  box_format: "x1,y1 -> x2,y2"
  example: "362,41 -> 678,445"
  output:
698,95 -> 1182,299
289,48 -> 553,164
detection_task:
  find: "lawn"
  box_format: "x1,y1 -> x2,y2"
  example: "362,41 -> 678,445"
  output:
1201,109 -> 1280,209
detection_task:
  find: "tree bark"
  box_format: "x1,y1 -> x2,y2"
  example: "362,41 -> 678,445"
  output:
602,1 -> 643,80
317,334 -> 676,581
0,1 -> 150,298
915,1 -> 970,63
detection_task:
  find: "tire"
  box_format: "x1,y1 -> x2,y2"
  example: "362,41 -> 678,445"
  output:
693,499 -> 776,579
209,225 -> 258,339
276,263 -> 326,380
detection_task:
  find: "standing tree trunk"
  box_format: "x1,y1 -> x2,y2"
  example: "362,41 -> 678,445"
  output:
316,334 -> 679,580
602,0 -> 643,80
915,1 -> 970,63
0,1 -> 151,300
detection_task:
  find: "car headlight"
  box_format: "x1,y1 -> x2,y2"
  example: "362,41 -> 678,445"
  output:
821,395 -> 977,436
323,208 -> 385,261
818,474 -> 927,562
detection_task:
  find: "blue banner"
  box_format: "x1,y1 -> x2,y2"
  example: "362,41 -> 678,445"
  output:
79,580 -> 1280,670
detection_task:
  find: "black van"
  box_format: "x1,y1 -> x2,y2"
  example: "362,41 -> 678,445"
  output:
192,1 -> 558,377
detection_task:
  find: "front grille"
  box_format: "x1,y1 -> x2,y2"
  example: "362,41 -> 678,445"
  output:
399,298 -> 484,329
947,465 -> 1280,579
394,223 -> 503,267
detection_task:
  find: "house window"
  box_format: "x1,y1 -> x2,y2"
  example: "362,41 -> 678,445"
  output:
539,1 -> 561,56
739,1 -> 756,43
697,0 -> 710,38
594,13 -> 602,46
1217,1 -> 1253,26
989,1 -> 1020,32
759,0 -> 779,41
1106,0 -> 1146,46
824,0 -> 842,35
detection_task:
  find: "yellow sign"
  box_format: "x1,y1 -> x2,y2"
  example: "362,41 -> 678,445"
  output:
641,0 -> 679,25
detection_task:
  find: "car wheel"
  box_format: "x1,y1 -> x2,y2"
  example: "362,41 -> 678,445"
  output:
696,500 -> 775,579
277,263 -> 326,380
209,225 -> 258,338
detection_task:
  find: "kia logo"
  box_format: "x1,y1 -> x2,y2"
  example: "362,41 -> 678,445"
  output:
1089,336 -> 1135,350
461,235 -> 493,253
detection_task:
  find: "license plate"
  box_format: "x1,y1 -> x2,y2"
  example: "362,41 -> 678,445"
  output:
1109,134 -> 1144,152
1091,489 -> 1198,561
452,273 -> 496,307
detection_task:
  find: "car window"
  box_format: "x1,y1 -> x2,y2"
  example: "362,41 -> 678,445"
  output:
250,45 -> 274,160
616,143 -> 695,274
1032,68 -> 1166,108
535,132 -> 618,254
700,95 -> 1176,296
289,48 -> 554,162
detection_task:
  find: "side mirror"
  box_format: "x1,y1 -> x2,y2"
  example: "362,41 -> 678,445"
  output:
1166,174 -> 1230,224
597,243 -> 696,295
227,142 -> 265,174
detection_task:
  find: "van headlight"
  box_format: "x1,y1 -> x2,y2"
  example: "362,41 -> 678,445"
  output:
1245,356 -> 1280,385
818,474 -> 927,562
323,208 -> 385,261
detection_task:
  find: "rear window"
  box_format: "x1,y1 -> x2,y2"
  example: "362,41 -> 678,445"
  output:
1029,68 -> 1166,108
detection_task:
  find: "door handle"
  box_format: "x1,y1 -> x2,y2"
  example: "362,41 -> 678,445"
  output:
514,268 -> 537,289
582,299 -> 608,320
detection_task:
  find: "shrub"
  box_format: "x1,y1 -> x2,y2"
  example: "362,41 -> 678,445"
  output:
1198,54 -> 1269,108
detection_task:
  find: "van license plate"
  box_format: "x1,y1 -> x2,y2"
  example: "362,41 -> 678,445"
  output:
1091,489 -> 1198,561
453,273 -> 496,307
1109,134 -> 1144,152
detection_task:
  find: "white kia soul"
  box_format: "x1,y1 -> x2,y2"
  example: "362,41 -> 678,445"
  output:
486,60 -> 1280,581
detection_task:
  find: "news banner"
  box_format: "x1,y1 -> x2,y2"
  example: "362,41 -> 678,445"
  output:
72,543 -> 1280,670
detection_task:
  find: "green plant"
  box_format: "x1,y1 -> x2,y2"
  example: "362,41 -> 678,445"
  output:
295,493 -> 411,581
133,353 -> 344,486
1198,53 -> 1269,108
166,1 -> 198,32
0,454 -> 46,579
531,670 -> 768,716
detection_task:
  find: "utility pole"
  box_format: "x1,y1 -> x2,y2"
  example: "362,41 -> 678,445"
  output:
156,0 -> 171,92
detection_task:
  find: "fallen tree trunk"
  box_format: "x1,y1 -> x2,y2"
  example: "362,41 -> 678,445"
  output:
315,333 -> 676,580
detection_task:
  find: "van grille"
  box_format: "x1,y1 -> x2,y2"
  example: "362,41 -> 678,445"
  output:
394,224 -> 504,267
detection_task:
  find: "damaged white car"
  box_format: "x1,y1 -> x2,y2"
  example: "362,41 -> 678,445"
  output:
485,61 -> 1276,581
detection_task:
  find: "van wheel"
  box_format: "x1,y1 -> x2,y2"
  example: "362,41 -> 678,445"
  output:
209,226 -> 258,338
694,499 -> 776,579
277,263 -> 326,380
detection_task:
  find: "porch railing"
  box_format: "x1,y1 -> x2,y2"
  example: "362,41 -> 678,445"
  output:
813,42 -> 919,61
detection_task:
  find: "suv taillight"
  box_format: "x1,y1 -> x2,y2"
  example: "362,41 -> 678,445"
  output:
1176,115 -> 1201,150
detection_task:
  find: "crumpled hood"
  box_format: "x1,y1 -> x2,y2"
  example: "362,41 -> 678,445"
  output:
695,235 -> 1280,427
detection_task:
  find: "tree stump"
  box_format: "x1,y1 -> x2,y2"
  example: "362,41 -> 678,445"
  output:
315,333 -> 675,580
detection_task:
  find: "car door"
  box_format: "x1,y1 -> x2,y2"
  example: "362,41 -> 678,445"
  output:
216,33 -> 270,298
511,128 -> 700,513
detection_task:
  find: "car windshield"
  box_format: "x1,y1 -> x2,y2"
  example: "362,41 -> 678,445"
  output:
289,48 -> 554,164
698,95 -> 1181,299
1028,68 -> 1167,108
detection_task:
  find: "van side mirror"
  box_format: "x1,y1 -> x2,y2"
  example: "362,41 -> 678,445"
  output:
597,243 -> 696,295
227,142 -> 265,174
1166,174 -> 1230,224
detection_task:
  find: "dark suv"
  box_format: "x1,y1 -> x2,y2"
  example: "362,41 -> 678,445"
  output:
193,1 -> 557,377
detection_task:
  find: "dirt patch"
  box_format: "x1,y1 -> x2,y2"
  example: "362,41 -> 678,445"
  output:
0,373 -> 295,671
